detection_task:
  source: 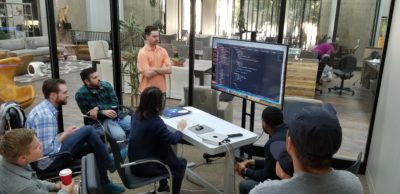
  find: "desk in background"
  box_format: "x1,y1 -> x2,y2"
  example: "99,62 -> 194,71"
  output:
162,107 -> 257,194
285,58 -> 319,98
361,60 -> 380,92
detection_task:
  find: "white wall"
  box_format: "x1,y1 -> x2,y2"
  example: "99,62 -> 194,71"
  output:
366,1 -> 400,194
166,0 -> 179,35
86,0 -> 111,32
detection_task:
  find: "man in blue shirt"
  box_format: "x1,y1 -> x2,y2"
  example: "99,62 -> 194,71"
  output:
25,78 -> 125,194
75,67 -> 130,141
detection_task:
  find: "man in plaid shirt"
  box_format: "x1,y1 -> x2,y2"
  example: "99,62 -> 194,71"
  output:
25,79 -> 125,193
75,67 -> 130,141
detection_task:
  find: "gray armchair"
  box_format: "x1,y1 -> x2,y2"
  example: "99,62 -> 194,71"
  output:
182,86 -> 233,122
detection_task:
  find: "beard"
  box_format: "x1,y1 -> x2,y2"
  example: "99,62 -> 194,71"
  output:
56,97 -> 68,106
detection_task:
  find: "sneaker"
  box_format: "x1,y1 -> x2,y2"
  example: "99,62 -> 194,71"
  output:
108,147 -> 128,173
157,185 -> 170,193
103,182 -> 125,194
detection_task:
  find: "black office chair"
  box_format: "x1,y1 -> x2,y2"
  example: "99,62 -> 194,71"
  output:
31,152 -> 81,181
81,153 -> 103,194
104,124 -> 172,193
346,152 -> 363,175
328,54 -> 357,95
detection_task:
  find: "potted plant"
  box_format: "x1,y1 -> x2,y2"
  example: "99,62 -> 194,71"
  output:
120,14 -> 144,107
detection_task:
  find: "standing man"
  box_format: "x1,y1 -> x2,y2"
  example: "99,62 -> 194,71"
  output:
137,25 -> 171,94
250,106 -> 363,194
0,128 -> 74,194
76,67 -> 130,141
236,106 -> 288,194
25,79 -> 125,194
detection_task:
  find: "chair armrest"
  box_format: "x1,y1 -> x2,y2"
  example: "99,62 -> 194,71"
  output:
120,158 -> 172,179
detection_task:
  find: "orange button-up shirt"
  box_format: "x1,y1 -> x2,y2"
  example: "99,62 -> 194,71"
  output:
137,44 -> 171,93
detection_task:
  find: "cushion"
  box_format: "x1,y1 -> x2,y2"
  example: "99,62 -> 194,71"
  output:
26,36 -> 49,49
12,49 -> 41,56
0,39 -> 26,50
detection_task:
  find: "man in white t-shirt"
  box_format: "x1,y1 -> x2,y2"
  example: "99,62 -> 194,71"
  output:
250,106 -> 363,194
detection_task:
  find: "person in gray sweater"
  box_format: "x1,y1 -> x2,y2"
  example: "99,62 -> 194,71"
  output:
0,128 -> 74,194
250,106 -> 363,194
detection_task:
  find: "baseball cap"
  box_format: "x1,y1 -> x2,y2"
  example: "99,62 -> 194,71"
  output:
288,106 -> 342,160
270,141 -> 294,177
262,106 -> 284,127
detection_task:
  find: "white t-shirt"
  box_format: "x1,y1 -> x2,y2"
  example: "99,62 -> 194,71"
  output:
249,170 -> 363,194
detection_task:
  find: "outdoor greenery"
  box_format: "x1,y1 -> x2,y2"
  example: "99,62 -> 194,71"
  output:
120,14 -> 144,107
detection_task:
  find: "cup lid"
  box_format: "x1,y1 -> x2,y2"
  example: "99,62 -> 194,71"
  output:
59,168 -> 72,176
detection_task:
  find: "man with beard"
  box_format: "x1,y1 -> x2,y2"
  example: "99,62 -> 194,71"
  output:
75,67 -> 130,142
137,25 -> 171,94
25,79 -> 125,194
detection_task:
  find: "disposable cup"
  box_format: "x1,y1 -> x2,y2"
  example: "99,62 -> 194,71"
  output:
59,168 -> 72,185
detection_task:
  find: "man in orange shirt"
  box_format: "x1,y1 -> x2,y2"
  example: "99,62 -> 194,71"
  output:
137,25 -> 171,94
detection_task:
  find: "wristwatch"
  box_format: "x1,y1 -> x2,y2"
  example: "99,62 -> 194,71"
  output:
240,168 -> 246,176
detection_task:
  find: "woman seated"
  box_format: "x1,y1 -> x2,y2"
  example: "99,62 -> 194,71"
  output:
128,86 -> 187,194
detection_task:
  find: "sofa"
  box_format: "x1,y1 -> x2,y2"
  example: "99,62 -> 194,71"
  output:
0,36 -> 66,61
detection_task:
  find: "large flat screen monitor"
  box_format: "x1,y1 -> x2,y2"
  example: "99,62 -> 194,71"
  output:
211,38 -> 288,107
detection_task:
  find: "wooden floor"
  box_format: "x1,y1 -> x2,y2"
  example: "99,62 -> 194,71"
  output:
23,69 -> 373,161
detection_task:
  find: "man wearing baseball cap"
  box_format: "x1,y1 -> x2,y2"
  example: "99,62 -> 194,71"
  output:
250,106 -> 363,194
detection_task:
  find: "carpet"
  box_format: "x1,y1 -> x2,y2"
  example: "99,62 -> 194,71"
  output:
14,60 -> 92,83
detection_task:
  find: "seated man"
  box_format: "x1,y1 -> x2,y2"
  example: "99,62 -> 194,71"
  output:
250,106 -> 363,194
0,128 -> 74,194
236,106 -> 288,194
25,79 -> 125,194
75,67 -> 130,141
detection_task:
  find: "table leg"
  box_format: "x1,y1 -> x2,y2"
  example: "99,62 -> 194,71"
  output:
199,72 -> 205,86
223,148 -> 235,194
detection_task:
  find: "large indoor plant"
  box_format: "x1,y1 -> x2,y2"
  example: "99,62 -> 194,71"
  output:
120,14 -> 144,107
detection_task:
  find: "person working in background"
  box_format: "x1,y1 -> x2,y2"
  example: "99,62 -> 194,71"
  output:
249,106 -> 363,194
236,106 -> 288,194
76,67 -> 130,143
128,86 -> 187,194
137,25 -> 171,94
0,128 -> 74,194
25,79 -> 125,194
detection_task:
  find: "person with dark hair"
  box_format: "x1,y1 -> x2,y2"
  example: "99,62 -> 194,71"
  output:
25,79 -> 125,194
236,106 -> 288,194
250,106 -> 363,194
128,86 -> 187,194
137,25 -> 171,94
0,128 -> 74,194
76,67 -> 130,143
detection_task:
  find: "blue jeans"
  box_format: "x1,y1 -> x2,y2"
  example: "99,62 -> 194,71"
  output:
93,115 -> 131,141
239,178 -> 259,194
45,125 -> 112,184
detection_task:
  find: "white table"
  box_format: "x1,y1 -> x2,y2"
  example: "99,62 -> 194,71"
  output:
162,107 -> 257,194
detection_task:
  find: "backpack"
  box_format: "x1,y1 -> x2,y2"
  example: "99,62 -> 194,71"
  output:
0,101 -> 26,134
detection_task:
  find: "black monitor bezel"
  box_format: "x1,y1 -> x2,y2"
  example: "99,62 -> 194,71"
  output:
211,37 -> 288,108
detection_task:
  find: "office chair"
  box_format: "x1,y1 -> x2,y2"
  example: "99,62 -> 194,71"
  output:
81,153 -> 103,194
328,55 -> 357,95
104,122 -> 172,193
346,152 -> 363,175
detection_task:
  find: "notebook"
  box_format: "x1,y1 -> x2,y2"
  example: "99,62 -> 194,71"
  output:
163,107 -> 191,118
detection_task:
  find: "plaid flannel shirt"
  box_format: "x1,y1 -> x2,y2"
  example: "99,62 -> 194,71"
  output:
25,100 -> 61,170
75,81 -> 121,125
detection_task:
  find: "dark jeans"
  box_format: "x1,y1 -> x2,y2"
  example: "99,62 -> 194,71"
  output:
239,178 -> 259,194
132,157 -> 187,194
45,125 -> 111,184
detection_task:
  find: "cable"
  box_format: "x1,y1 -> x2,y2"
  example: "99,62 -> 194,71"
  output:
221,141 -> 237,194
255,131 -> 264,142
